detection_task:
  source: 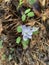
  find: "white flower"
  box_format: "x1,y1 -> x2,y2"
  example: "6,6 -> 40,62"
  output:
21,25 -> 39,41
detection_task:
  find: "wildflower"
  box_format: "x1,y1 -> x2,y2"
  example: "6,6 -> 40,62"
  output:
21,25 -> 39,41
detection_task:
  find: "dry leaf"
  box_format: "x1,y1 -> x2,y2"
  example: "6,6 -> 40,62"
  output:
26,19 -> 36,26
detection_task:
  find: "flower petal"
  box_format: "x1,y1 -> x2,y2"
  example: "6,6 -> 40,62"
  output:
21,25 -> 38,40
27,30 -> 33,35
22,25 -> 26,29
32,27 -> 39,32
22,25 -> 31,32
22,26 -> 28,33
23,36 -> 28,41
27,34 -> 32,39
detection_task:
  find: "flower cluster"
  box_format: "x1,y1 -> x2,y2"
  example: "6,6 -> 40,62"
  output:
21,25 -> 39,41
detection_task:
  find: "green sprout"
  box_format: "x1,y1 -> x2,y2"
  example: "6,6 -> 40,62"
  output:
22,8 -> 34,22
22,39 -> 29,49
17,0 -> 23,10
22,14 -> 26,22
25,9 -> 31,14
16,25 -> 39,49
16,37 -> 21,44
27,12 -> 34,17
17,25 -> 22,33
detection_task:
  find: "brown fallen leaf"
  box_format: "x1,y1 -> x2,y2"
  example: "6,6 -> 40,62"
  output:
26,19 -> 36,26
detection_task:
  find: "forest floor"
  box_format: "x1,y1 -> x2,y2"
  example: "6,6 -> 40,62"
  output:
0,0 -> 49,65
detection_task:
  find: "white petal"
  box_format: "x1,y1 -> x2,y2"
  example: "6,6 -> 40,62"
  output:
28,31 -> 33,35
32,27 -> 39,32
23,36 -> 28,41
27,35 -> 32,39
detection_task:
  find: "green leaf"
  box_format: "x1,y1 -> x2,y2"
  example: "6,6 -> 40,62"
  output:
20,0 -> 22,2
16,37 -> 21,44
22,43 -> 28,49
25,9 -> 31,14
28,0 -> 36,5
27,12 -> 34,17
33,31 -> 39,35
0,40 -> 3,48
22,14 -> 26,21
22,39 -> 29,49
19,1 -> 23,6
17,25 -> 22,33
17,0 -> 23,10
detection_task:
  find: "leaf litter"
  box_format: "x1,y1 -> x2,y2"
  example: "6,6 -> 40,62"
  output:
0,0 -> 49,65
